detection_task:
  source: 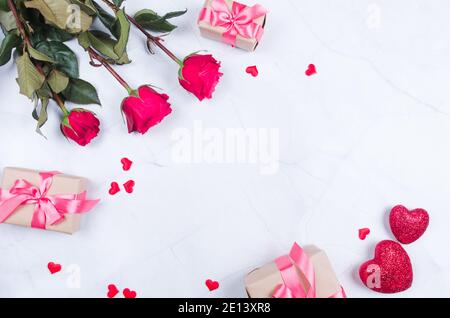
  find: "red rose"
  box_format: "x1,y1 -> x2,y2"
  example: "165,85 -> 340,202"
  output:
179,54 -> 222,101
121,86 -> 172,134
60,109 -> 100,146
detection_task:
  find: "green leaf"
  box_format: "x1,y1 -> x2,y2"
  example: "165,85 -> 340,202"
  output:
24,0 -> 93,33
47,69 -> 69,93
77,31 -> 90,49
112,0 -> 124,8
0,0 -> 10,11
70,0 -> 97,15
85,30 -> 119,59
36,98 -> 49,134
92,1 -> 116,34
149,20 -> 177,33
35,81 -> 53,98
35,41 -> 79,78
28,46 -> 55,63
45,26 -> 75,41
16,53 -> 45,98
30,24 -> 75,44
116,51 -> 130,65
163,10 -> 188,20
79,30 -> 129,64
32,97 -> 49,136
91,1 -> 126,39
0,32 -> 20,66
134,8 -> 186,33
30,30 -> 45,46
0,0 -> 9,11
113,9 -> 129,58
32,97 -> 41,121
0,10 -> 16,31
62,78 -> 100,105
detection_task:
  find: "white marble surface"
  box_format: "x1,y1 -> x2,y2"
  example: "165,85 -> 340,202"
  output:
1,0 -> 450,297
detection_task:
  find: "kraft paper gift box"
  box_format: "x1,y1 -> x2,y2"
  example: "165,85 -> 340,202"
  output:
0,167 -> 99,234
245,244 -> 345,298
198,0 -> 267,51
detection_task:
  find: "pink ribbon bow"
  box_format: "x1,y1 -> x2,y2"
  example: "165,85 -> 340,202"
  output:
272,243 -> 346,298
199,0 -> 267,47
0,172 -> 99,229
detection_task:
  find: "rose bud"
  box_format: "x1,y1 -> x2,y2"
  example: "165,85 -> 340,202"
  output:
121,85 -> 172,134
178,54 -> 223,101
60,109 -> 100,146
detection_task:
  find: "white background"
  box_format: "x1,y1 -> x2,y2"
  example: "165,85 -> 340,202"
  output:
1,0 -> 450,297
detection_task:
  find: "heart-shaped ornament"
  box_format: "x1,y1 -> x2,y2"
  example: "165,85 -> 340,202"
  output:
359,228 -> 370,240
245,65 -> 259,77
107,284 -> 119,298
123,180 -> 135,193
123,288 -> 137,298
121,157 -> 133,171
109,182 -> 120,195
47,262 -> 62,274
359,240 -> 413,293
305,64 -> 317,76
205,279 -> 219,291
389,205 -> 429,244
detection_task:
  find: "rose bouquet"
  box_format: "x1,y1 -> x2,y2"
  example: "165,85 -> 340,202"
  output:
0,0 -> 223,146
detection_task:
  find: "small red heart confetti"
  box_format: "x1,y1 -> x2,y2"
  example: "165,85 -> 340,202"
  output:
108,182 -> 120,195
389,205 -> 429,244
121,157 -> 133,171
47,262 -> 62,274
205,279 -> 219,291
359,240 -> 413,293
359,228 -> 370,240
123,288 -> 137,298
245,65 -> 259,77
305,64 -> 317,76
123,180 -> 135,193
107,284 -> 119,298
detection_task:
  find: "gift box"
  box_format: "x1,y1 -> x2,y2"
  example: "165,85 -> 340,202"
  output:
198,0 -> 267,51
245,243 -> 346,298
0,167 -> 99,234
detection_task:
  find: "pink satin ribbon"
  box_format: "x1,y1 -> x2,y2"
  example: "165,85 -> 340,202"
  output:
199,0 -> 267,47
0,172 -> 99,229
272,243 -> 346,298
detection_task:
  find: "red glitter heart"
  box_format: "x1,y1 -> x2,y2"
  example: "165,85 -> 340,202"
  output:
121,157 -> 133,171
205,279 -> 219,291
123,288 -> 137,298
47,262 -> 62,274
123,180 -> 135,193
359,240 -> 413,293
359,228 -> 370,240
245,65 -> 259,77
305,64 -> 317,76
389,205 -> 429,244
108,182 -> 120,195
107,284 -> 119,298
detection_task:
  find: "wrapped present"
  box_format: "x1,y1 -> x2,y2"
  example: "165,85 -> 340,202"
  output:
0,167 -> 99,234
245,243 -> 346,298
198,0 -> 267,51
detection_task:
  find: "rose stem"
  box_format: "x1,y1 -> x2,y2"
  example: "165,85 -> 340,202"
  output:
99,0 -> 184,66
53,93 -> 69,115
7,0 -> 68,114
87,47 -> 133,94
7,0 -> 31,47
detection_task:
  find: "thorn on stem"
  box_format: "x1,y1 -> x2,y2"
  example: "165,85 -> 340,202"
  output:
146,39 -> 155,55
